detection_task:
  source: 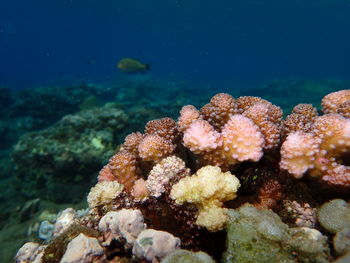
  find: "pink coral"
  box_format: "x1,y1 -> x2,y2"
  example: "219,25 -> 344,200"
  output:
280,131 -> 319,178
145,117 -> 178,144
131,178 -> 149,200
183,120 -> 222,153
243,103 -> 281,149
97,165 -> 116,182
177,105 -> 202,132
280,112 -> 350,189
221,114 -> 265,164
283,104 -> 318,136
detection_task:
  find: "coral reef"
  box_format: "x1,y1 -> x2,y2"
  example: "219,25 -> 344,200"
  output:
11,105 -> 128,202
280,91 -> 350,192
13,90 -> 350,263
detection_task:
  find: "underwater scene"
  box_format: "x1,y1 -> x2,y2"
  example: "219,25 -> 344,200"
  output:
1,0 -> 350,262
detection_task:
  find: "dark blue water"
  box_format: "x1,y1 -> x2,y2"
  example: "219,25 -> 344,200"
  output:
1,0 -> 350,89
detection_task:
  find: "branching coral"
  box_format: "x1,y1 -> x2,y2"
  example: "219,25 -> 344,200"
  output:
87,181 -> 124,209
98,93 -> 283,196
107,150 -> 138,192
221,114 -> 265,164
183,120 -> 222,153
180,94 -> 282,170
138,134 -> 176,162
178,105 -> 202,132
200,93 -> 238,130
17,89 -> 350,263
255,178 -> 283,209
146,156 -> 190,198
322,90 -> 350,115
121,132 -> 144,154
280,131 -> 319,178
145,117 -> 178,143
170,166 -> 240,231
280,112 -> 350,189
282,200 -> 317,228
282,104 -> 318,136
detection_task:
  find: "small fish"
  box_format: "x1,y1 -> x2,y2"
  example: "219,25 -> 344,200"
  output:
117,58 -> 150,73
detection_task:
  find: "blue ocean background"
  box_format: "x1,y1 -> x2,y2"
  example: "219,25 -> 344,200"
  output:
1,1 -> 350,262
1,0 -> 350,89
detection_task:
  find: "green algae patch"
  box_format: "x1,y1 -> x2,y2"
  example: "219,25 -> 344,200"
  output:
223,205 -> 330,263
317,199 -> 350,234
161,249 -> 215,263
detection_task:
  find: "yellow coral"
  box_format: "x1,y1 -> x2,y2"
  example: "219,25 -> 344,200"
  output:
87,181 -> 124,209
170,165 -> 240,231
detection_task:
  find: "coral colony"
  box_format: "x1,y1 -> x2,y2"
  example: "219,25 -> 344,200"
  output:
16,90 -> 350,263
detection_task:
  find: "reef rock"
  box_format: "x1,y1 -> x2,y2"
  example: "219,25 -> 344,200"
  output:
132,229 -> 181,262
317,199 -> 350,234
60,233 -> 105,263
15,242 -> 45,263
54,208 -> 76,236
98,209 -> 146,247
223,205 -> 330,263
161,249 -> 215,263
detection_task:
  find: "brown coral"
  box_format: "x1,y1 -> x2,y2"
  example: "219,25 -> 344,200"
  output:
138,134 -> 175,162
236,96 -> 283,123
243,103 -> 281,149
322,90 -> 350,114
283,104 -> 318,135
108,150 -> 138,192
314,114 -> 350,157
255,178 -> 283,209
145,117 -> 178,144
122,132 -> 144,155
337,100 -> 350,118
200,93 -> 237,130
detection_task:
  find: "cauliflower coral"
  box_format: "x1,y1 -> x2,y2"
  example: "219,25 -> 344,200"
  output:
170,166 -> 240,231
